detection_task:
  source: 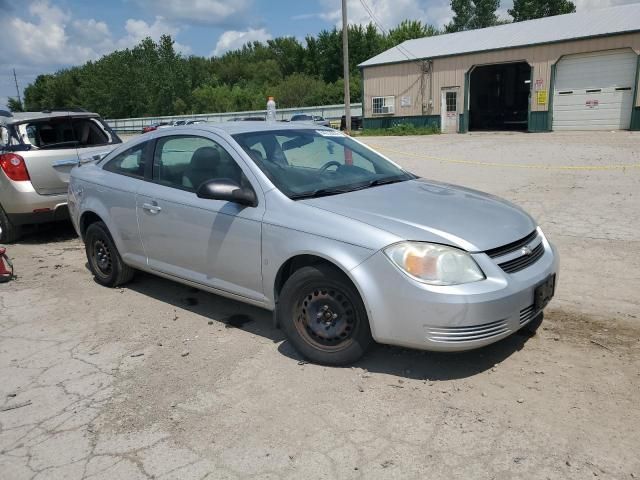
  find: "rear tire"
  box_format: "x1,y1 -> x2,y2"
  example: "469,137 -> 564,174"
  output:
85,221 -> 134,287
0,204 -> 22,243
277,265 -> 373,365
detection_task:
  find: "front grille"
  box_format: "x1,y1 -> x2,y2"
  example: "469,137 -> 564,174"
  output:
519,304 -> 536,325
426,319 -> 509,343
498,242 -> 545,274
486,230 -> 538,259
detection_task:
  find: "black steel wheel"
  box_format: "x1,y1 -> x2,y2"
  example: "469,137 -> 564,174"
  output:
92,238 -> 113,277
85,221 -> 134,287
277,264 -> 372,365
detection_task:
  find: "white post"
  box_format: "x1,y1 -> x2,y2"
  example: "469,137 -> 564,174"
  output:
342,0 -> 351,132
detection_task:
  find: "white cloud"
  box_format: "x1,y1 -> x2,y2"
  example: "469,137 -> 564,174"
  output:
306,0 -> 446,29
0,0 -> 197,108
573,0 -> 637,7
133,0 -> 253,27
5,1 -> 96,67
212,28 -> 272,56
119,16 -> 192,54
301,0 -> 640,30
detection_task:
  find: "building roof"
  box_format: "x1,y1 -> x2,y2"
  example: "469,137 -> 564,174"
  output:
359,3 -> 640,68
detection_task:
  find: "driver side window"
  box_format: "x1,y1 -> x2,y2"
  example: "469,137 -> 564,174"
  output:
153,135 -> 244,192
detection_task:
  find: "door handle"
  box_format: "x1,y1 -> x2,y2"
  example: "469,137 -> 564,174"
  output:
142,202 -> 162,214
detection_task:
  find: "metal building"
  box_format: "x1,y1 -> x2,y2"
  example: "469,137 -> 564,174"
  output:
359,3 -> 640,133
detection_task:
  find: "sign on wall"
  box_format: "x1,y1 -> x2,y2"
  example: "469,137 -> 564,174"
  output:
536,90 -> 548,105
401,96 -> 412,107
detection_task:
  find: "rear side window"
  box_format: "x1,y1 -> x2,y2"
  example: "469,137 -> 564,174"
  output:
16,116 -> 120,150
103,142 -> 147,179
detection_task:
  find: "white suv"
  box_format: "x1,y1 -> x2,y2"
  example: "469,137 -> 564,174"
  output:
0,109 -> 121,242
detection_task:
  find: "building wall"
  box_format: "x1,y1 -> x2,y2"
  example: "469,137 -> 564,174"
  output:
362,32 -> 640,121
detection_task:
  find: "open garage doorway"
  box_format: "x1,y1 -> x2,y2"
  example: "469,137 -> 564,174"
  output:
469,62 -> 531,131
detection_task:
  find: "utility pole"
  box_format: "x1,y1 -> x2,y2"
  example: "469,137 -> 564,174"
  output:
341,0 -> 351,132
13,69 -> 22,105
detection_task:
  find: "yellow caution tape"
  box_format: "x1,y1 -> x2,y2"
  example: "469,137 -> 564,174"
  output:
369,144 -> 640,171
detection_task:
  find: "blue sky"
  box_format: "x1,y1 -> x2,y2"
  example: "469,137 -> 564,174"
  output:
1,0 -> 638,109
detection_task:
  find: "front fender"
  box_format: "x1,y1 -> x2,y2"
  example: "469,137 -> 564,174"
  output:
261,223 -> 377,309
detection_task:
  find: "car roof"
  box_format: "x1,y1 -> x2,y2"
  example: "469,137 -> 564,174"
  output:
1,111 -> 99,126
189,121 -> 334,136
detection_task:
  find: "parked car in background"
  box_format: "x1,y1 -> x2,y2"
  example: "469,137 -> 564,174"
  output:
340,115 -> 363,131
141,122 -> 170,134
186,120 -> 205,125
228,116 -> 266,122
0,109 -> 121,242
290,114 -> 331,127
69,122 -> 557,365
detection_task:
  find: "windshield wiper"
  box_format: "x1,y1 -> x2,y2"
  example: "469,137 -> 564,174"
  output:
289,187 -> 351,199
290,176 -> 409,199
347,176 -> 408,191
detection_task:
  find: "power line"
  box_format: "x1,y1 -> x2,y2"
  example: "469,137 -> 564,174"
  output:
357,0 -> 433,114
357,0 -> 422,63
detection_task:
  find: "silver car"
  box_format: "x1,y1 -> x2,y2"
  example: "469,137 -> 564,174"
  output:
290,114 -> 331,127
69,123 -> 558,365
0,110 -> 121,242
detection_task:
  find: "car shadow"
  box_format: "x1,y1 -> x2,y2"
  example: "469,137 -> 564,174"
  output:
16,221 -> 78,245
125,271 -> 534,381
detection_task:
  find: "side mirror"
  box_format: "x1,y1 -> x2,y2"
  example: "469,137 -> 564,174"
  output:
196,178 -> 257,207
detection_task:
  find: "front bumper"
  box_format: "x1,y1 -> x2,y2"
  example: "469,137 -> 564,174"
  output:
350,232 -> 559,352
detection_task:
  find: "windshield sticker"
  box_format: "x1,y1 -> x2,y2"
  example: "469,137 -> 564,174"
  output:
316,130 -> 345,137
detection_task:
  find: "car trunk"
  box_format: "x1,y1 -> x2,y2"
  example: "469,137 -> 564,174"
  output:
23,148 -> 80,195
15,115 -> 120,194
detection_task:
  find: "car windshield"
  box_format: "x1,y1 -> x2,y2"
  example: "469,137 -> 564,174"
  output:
233,129 -> 414,199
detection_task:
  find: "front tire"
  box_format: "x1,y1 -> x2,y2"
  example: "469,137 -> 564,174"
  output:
277,265 -> 373,365
85,221 -> 134,287
0,204 -> 22,243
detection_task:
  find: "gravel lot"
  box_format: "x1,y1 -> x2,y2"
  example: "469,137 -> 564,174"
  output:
1,131 -> 639,479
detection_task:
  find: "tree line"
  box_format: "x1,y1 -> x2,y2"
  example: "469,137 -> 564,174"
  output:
10,0 -> 575,118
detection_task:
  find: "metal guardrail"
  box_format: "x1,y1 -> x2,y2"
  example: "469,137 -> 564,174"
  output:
106,103 -> 363,133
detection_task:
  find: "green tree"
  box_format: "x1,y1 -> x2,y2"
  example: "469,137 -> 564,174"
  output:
447,0 -> 474,32
20,18 -> 440,117
508,0 -> 576,22
385,20 -> 439,48
446,0 -> 501,32
471,0 -> 500,28
7,97 -> 23,112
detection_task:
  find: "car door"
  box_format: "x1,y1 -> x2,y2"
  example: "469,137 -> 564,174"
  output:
97,140 -> 151,266
136,133 -> 266,302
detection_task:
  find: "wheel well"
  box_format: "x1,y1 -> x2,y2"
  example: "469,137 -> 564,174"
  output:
79,211 -> 103,240
274,255 -> 348,302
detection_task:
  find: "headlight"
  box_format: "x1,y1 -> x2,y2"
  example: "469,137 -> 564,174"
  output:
384,242 -> 485,286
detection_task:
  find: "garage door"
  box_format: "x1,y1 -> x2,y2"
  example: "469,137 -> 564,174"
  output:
553,49 -> 637,130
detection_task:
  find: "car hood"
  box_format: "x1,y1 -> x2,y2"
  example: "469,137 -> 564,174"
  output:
300,178 -> 537,252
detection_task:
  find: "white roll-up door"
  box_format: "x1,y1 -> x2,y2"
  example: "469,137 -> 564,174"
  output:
552,49 -> 637,130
